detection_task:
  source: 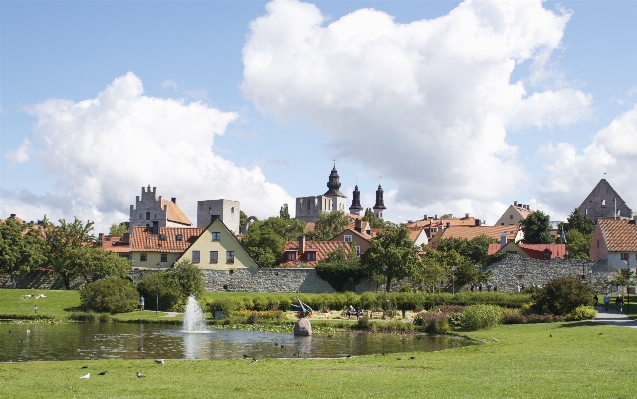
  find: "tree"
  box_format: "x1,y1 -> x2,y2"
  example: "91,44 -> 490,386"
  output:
279,204 -> 290,219
564,229 -> 593,259
79,247 -> 131,283
533,276 -> 595,315
362,208 -> 388,229
241,217 -> 305,267
315,243 -> 365,292
306,210 -> 348,241
520,210 -> 552,244
418,249 -> 487,292
108,223 -> 129,236
239,210 -> 247,230
0,218 -> 47,281
564,208 -> 595,236
436,234 -> 497,266
606,268 -> 634,288
360,223 -> 421,291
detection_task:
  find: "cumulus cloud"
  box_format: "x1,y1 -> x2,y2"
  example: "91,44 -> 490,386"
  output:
2,72 -> 293,231
3,138 -> 33,165
539,103 -> 637,216
242,0 -> 591,217
161,79 -> 178,90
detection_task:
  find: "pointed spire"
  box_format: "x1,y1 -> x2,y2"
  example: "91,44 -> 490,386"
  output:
373,184 -> 386,220
349,185 -> 363,215
324,164 -> 346,198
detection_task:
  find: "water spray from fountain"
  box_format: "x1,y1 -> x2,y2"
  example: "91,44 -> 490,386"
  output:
182,295 -> 208,333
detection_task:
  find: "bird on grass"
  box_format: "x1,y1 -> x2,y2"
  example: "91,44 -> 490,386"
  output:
381,353 -> 386,356
248,358 -> 258,364
410,357 -> 416,360
80,373 -> 90,379
155,359 -> 165,364
136,372 -> 145,378
346,355 -> 352,358
242,354 -> 248,359
599,332 -> 603,335
98,371 -> 108,376
396,358 -> 402,360
280,345 -> 284,348
550,334 -> 553,337
492,338 -> 499,342
81,365 -> 89,369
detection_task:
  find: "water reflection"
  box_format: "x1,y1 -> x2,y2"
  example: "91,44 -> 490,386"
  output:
0,322 -> 477,362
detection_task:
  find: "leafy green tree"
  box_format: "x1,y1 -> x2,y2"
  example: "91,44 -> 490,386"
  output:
419,249 -> 487,292
436,234 -> 497,266
79,247 -> 131,283
306,210 -> 349,241
362,208 -> 388,229
241,217 -> 305,267
606,268 -> 635,288
239,210 -> 247,230
520,210 -> 552,244
315,243 -> 364,292
0,218 -> 47,281
564,229 -> 593,259
81,277 -> 139,313
532,276 -> 595,315
136,259 -> 205,311
360,223 -> 421,291
564,208 -> 595,236
279,204 -> 290,219
108,223 -> 129,236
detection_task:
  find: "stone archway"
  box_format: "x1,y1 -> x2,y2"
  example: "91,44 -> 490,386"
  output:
240,216 -> 259,234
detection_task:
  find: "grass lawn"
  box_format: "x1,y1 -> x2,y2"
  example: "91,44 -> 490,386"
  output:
1,322 -> 636,398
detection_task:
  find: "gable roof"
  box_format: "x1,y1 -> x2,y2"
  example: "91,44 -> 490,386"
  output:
488,243 -> 566,259
99,235 -> 131,254
598,219 -> 637,252
436,225 -> 520,243
280,240 -> 352,267
131,226 -> 202,253
406,216 -> 478,229
578,179 -> 632,220
160,198 -> 192,226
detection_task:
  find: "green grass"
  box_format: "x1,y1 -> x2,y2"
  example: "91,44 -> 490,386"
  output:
1,322 -> 636,398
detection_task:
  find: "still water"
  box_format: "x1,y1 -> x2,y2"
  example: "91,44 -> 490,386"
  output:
0,322 -> 477,362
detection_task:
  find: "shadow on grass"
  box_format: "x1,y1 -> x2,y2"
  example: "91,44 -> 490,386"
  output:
557,321 -> 598,328
63,306 -> 83,312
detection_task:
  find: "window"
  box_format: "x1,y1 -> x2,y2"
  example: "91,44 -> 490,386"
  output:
212,232 -> 221,241
543,251 -> 550,260
602,200 -> 606,206
226,251 -> 235,264
585,208 -> 588,215
306,252 -> 316,261
139,214 -> 142,219
159,234 -> 167,241
621,253 -> 629,260
344,235 -> 352,242
146,212 -> 150,220
356,246 -> 361,256
510,215 -> 513,219
192,251 -> 200,263
160,253 -> 167,262
210,251 -> 218,263
287,252 -> 297,261
176,234 -> 183,241
140,253 -> 147,262
501,223 -> 504,225
154,214 -> 157,219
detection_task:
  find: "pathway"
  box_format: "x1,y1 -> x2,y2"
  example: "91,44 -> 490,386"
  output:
593,307 -> 637,329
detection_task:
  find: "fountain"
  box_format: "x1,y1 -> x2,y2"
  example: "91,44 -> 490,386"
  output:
182,295 -> 208,333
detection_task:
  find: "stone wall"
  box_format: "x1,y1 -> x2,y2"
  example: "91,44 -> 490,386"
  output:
485,255 -> 614,293
0,271 -> 87,290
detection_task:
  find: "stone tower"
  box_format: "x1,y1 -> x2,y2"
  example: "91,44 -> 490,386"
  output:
196,199 -> 241,235
295,165 -> 348,222
349,185 -> 363,216
373,184 -> 386,220
129,185 -> 192,234
578,179 -> 632,224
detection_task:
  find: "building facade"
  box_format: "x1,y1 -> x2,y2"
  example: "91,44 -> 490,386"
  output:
578,179 -> 633,223
129,185 -> 192,233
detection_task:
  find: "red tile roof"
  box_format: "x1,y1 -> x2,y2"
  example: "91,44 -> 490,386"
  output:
131,226 -> 202,253
280,240 -> 353,267
598,219 -> 637,252
161,199 -> 192,226
488,243 -> 566,259
99,235 -> 131,254
406,217 -> 478,229
437,225 -> 519,243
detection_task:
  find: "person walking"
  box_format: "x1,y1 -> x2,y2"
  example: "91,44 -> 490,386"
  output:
140,295 -> 145,311
616,294 -> 624,314
33,305 -> 38,314
603,293 -> 610,311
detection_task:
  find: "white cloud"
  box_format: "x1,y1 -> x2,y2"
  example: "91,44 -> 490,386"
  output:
3,138 -> 32,165
2,72 -> 293,232
538,103 -> 637,215
161,79 -> 178,90
241,0 -> 591,215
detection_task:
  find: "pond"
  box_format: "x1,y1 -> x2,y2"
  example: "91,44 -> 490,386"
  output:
0,322 -> 477,362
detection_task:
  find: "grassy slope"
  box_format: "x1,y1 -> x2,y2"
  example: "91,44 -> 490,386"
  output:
1,322 -> 636,398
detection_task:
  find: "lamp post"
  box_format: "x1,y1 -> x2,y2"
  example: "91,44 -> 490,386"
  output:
156,262 -> 161,314
626,259 -> 630,314
452,266 -> 456,295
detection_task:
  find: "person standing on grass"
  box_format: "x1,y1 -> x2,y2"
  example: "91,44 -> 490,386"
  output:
616,294 -> 624,314
604,293 -> 610,311
593,293 -> 598,308
140,295 -> 145,311
33,305 -> 38,314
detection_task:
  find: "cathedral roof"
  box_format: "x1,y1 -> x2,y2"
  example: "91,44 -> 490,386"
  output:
324,165 -> 346,198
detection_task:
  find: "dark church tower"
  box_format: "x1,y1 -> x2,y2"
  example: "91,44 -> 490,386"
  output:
324,165 -> 346,198
349,185 -> 363,215
373,184 -> 386,220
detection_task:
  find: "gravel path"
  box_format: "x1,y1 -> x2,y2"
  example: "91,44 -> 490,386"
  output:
593,307 -> 637,329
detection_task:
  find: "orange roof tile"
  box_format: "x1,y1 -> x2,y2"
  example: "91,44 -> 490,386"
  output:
161,199 -> 192,226
131,226 -> 203,253
438,225 -> 519,243
598,219 -> 637,252
99,235 -> 131,254
488,243 -> 566,259
408,227 -> 425,242
280,240 -> 352,267
406,217 -> 478,229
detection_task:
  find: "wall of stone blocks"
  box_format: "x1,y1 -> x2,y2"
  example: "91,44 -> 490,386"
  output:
485,255 -> 614,293
197,199 -> 240,234
0,271 -> 87,289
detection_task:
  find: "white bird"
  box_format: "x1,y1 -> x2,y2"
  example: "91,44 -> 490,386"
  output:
155,359 -> 164,364
80,373 -> 90,379
136,372 -> 145,378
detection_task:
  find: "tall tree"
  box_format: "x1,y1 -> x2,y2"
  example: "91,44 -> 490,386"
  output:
520,210 -> 553,244
108,223 -> 129,236
419,249 -> 487,292
436,234 -> 497,266
360,223 -> 421,291
279,204 -> 290,219
80,247 -> 131,283
0,218 -> 47,281
239,210 -> 247,231
362,208 -> 387,229
315,243 -> 364,292
564,208 -> 595,236
555,208 -> 595,259
306,210 -> 349,241
241,217 -> 305,267
46,218 -> 98,289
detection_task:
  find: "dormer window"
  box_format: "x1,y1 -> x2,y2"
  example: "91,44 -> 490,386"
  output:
306,252 -> 316,261
159,234 -> 167,241
176,234 -> 183,241
287,252 -> 297,261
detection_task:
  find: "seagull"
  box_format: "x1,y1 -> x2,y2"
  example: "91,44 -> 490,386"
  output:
26,329 -> 31,334
81,365 -> 89,369
136,372 -> 145,378
154,359 -> 165,364
550,334 -> 553,337
80,373 -> 90,379
98,371 -> 108,375
493,338 -> 499,342
346,355 -> 352,358
396,358 -> 402,360
280,345 -> 284,348
242,354 -> 248,359
410,356 -> 416,360
248,358 -> 258,364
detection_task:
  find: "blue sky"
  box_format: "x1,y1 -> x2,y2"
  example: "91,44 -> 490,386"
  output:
1,0 -> 637,232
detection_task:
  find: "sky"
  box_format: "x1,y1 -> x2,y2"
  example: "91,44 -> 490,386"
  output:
1,0 -> 637,233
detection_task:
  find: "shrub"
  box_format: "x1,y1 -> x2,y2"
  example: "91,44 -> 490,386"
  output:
567,305 -> 598,321
532,276 -> 595,315
462,305 -> 502,330
246,311 -> 260,324
81,278 -> 139,313
136,260 -> 205,312
413,312 -> 450,334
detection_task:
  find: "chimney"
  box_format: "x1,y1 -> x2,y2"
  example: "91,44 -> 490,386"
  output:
9,213 -> 16,218
423,214 -> 427,220
435,215 -> 438,220
122,233 -> 131,244
355,219 -> 363,233
465,213 -> 470,218
446,222 -> 451,228
98,233 -> 104,247
171,197 -> 176,204
298,236 -> 306,254
500,232 -> 507,248
514,201 -> 518,206
475,219 -> 480,226
448,214 -> 453,218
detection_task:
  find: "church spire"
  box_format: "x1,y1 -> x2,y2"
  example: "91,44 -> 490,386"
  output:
324,164 -> 346,198
373,184 -> 386,220
349,185 -> 363,215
